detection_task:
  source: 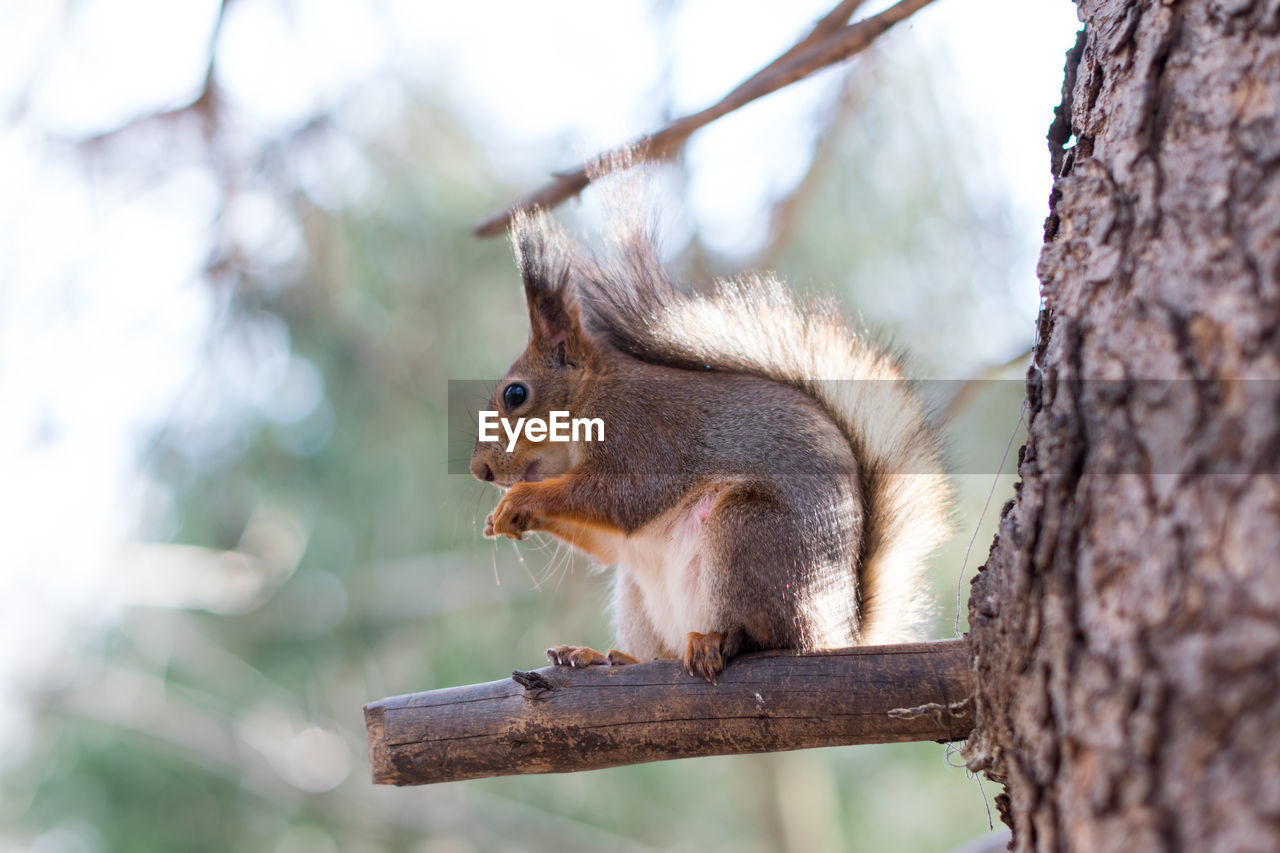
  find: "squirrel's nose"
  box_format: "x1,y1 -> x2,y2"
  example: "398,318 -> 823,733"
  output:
470,459 -> 495,483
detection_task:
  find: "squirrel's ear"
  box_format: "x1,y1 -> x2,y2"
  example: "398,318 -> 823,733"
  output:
522,271 -> 591,365
522,267 -> 572,343
513,214 -> 592,364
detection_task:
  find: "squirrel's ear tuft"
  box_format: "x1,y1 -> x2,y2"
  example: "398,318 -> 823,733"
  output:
511,211 -> 591,363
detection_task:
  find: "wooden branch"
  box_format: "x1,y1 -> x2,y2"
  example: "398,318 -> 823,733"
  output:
365,638 -> 972,786
473,0 -> 940,237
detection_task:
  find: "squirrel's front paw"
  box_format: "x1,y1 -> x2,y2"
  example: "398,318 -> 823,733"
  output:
486,487 -> 539,539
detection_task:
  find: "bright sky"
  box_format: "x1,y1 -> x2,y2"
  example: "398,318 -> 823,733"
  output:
0,0 -> 1079,766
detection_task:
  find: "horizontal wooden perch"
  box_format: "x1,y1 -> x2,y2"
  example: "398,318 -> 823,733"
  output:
364,638 -> 973,785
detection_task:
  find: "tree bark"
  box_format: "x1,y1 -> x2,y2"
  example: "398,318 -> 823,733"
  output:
967,2 -> 1280,852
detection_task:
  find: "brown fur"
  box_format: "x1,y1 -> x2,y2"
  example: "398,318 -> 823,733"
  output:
471,204 -> 952,679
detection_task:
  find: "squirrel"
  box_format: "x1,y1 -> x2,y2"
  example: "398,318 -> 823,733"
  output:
470,204 -> 952,683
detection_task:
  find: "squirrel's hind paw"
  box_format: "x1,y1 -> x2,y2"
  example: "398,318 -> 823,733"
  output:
682,633 -> 725,683
683,630 -> 749,683
546,645 -> 630,668
605,649 -> 639,665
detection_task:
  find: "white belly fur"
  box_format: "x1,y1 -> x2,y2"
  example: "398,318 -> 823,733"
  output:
610,492 -> 719,655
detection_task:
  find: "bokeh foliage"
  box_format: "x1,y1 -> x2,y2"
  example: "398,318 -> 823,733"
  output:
5,29 -> 1026,853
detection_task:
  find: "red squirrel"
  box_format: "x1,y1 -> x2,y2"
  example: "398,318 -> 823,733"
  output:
470,206 -> 952,682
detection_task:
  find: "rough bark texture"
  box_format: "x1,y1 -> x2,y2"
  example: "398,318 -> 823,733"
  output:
366,641 -> 972,785
967,2 -> 1280,852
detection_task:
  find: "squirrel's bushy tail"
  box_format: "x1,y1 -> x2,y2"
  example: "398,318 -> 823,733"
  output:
525,207 -> 952,644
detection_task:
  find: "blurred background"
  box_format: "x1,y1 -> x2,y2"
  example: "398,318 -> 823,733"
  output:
1,1 -> 1077,850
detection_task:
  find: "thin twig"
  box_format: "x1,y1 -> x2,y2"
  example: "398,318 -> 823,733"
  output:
758,60 -> 875,271
748,0 -> 872,86
940,346 -> 1034,424
474,0 -> 940,237
78,0 -> 232,148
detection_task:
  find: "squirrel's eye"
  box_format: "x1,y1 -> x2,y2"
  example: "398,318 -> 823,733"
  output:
502,382 -> 528,411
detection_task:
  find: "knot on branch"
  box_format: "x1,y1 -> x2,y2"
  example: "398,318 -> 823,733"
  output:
511,669 -> 557,697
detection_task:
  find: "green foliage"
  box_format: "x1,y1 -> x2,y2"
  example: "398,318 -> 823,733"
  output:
10,67 -> 1019,851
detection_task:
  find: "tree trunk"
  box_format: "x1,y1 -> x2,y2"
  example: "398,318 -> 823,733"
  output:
966,2 -> 1280,851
